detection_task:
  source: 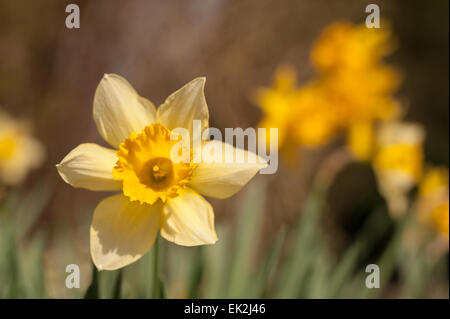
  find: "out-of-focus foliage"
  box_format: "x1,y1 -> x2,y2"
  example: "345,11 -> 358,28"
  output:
0,0 -> 448,299
1,179 -> 448,298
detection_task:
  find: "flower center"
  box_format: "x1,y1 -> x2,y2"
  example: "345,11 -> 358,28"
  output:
0,136 -> 17,160
142,157 -> 174,189
113,123 -> 196,205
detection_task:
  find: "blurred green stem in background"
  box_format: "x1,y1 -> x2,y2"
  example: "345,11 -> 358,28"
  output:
226,182 -> 267,298
274,186 -> 326,298
255,226 -> 286,298
362,215 -> 406,298
152,235 -> 165,299
113,270 -> 122,299
0,178 -> 52,298
0,174 -> 448,298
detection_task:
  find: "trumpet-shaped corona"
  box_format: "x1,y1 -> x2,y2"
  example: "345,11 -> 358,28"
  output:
113,123 -> 197,204
373,144 -> 423,181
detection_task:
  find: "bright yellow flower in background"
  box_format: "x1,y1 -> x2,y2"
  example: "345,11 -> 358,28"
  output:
312,21 -> 395,73
0,110 -> 45,186
311,22 -> 402,161
322,68 -> 401,125
417,167 -> 449,237
291,82 -> 338,147
254,21 -> 441,227
255,65 -> 338,157
373,121 -> 425,217
57,74 -> 267,270
348,121 -> 375,161
255,21 -> 401,163
255,65 -> 300,149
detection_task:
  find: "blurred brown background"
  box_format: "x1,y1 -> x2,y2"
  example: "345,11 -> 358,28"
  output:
0,0 -> 448,288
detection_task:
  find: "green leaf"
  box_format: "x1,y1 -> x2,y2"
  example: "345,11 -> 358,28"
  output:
327,240 -> 365,298
227,182 -> 267,298
152,235 -> 165,299
253,227 -> 286,298
274,188 -> 325,298
203,226 -> 231,298
18,233 -> 46,298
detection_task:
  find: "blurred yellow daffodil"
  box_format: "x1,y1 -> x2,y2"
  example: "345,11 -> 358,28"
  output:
255,21 -> 401,164
312,21 -> 395,73
255,65 -> 338,160
291,81 -> 338,147
417,167 -> 449,237
0,110 -> 45,186
311,22 -> 402,161
373,121 -> 425,217
57,74 -> 267,270
255,65 -> 299,149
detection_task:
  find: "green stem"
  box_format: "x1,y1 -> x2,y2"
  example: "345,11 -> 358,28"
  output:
361,214 -> 408,299
84,264 -> 99,299
153,235 -> 161,299
113,270 -> 122,299
188,247 -> 204,298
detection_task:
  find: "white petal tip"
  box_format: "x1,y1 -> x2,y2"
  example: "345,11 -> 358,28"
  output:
55,163 -> 64,176
102,73 -> 118,81
193,77 -> 206,84
55,164 -> 65,177
208,234 -> 219,245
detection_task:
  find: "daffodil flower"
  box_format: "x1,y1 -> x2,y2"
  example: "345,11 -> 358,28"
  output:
311,21 -> 395,73
255,66 -> 338,161
256,22 -> 401,164
311,22 -> 402,161
0,110 -> 45,186
417,167 -> 449,237
57,74 -> 267,270
373,121 -> 425,217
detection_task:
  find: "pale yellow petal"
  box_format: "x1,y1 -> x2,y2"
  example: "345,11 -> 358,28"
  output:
189,141 -> 267,199
90,194 -> 160,270
376,121 -> 425,147
157,77 -> 209,136
160,188 -> 217,246
375,170 -> 415,218
56,143 -> 121,191
0,134 -> 45,186
93,74 -> 157,148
